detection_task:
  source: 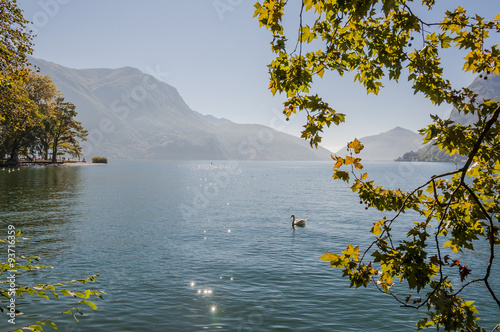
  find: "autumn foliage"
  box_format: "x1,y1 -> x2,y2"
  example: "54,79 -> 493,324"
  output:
255,0 -> 500,330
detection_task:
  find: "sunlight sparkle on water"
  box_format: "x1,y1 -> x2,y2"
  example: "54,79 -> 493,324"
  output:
210,305 -> 217,313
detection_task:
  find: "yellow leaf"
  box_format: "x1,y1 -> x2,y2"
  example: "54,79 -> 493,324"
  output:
354,161 -> 363,170
342,243 -> 360,258
304,0 -> 313,11
319,252 -> 336,261
333,156 -> 344,169
317,65 -> 325,78
345,156 -> 355,165
347,139 -> 364,154
443,239 -> 459,253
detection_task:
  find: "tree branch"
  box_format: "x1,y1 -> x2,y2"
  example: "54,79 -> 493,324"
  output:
7,300 -> 89,332
459,104 -> 500,184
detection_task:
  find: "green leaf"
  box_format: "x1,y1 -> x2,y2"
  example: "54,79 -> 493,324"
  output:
47,319 -> 58,329
333,170 -> 350,182
29,324 -> 44,332
82,300 -> 98,310
36,291 -> 50,300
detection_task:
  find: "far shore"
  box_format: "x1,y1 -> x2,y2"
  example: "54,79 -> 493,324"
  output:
62,161 -> 105,166
1,160 -> 106,167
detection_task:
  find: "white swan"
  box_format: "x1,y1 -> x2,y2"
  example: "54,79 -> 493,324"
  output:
291,214 -> 306,228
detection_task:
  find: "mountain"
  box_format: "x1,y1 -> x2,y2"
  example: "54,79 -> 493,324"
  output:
335,127 -> 423,161
448,74 -> 500,126
29,57 -> 332,160
396,143 -> 466,162
396,74 -> 500,162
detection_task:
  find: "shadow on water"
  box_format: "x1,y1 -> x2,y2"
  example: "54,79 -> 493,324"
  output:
0,166 -> 91,328
0,166 -> 84,251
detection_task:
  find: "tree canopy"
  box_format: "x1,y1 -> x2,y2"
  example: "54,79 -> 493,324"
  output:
0,0 -> 36,130
255,1 -> 499,330
1,71 -> 88,163
0,1 -> 87,164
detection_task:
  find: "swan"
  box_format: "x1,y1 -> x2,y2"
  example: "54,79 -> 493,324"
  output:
291,214 -> 306,228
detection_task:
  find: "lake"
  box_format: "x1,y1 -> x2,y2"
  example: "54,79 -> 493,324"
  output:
0,160 -> 498,331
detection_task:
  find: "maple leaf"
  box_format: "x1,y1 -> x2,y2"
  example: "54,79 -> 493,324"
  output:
459,264 -> 472,282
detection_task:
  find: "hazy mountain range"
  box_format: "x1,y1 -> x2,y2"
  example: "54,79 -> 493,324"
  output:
30,57 -> 332,161
335,127 -> 423,161
33,57 -> 492,162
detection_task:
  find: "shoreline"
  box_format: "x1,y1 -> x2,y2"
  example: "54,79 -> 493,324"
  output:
1,161 -> 105,167
62,162 -> 105,166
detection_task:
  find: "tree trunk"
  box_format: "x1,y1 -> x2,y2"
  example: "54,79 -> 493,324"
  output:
10,147 -> 19,163
51,138 -> 58,163
9,138 -> 20,163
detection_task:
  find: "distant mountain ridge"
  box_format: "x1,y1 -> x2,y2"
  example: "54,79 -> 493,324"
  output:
335,127 -> 423,161
396,74 -> 500,162
30,57 -> 332,160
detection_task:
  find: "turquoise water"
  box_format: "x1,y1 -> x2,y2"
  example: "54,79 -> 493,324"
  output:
0,161 -> 498,331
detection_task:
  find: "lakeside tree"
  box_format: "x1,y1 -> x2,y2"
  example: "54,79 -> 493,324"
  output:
0,0 -> 87,164
255,1 -> 499,331
48,97 -> 87,162
2,71 -> 51,162
1,70 -> 87,163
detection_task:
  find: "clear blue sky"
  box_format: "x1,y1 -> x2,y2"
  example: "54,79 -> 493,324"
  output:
17,0 -> 500,151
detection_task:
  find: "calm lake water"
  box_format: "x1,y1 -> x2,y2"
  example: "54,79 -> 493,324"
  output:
0,160 -> 498,331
